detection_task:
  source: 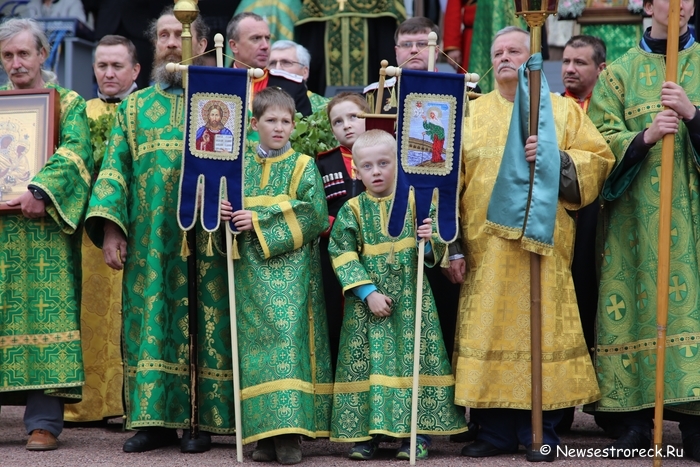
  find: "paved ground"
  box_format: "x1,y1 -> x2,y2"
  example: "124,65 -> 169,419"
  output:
0,406 -> 697,466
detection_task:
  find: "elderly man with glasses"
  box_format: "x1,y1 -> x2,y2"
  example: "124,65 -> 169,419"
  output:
269,40 -> 329,113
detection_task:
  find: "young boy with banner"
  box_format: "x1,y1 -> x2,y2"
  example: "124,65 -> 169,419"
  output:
315,92 -> 370,369
327,129 -> 467,460
220,87 -> 332,465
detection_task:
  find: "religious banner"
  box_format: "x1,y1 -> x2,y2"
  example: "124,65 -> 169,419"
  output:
388,69 -> 468,243
178,65 -> 248,232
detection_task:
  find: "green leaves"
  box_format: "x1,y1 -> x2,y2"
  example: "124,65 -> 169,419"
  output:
88,111 -> 116,169
290,107 -> 338,156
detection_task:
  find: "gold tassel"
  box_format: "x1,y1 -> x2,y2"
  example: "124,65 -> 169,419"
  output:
386,241 -> 396,265
366,93 -> 375,114
180,230 -> 190,259
232,234 -> 241,260
440,248 -> 450,268
206,232 -> 214,256
387,86 -> 397,110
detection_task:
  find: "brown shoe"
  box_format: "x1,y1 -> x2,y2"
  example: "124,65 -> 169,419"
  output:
26,429 -> 58,451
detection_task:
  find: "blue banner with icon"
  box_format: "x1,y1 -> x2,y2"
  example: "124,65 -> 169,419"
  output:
388,69 -> 468,243
177,65 -> 248,233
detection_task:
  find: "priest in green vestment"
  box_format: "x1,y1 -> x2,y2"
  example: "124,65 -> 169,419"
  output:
85,11 -> 235,454
587,0 -> 700,458
0,18 -> 92,451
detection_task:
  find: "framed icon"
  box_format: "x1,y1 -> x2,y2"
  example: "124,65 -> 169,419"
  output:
0,88 -> 59,214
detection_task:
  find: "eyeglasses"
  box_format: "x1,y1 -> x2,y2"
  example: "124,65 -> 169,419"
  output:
396,41 -> 429,50
268,59 -> 304,69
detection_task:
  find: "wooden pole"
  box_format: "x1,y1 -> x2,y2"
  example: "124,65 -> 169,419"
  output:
408,32 -> 438,465
226,228 -> 244,462
214,32 -> 244,463
525,21 -> 544,454
174,0 -> 200,441
653,1 -> 680,465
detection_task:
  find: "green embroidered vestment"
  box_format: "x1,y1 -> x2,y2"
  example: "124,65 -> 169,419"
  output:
0,83 -> 92,401
85,84 -> 236,432
328,193 -> 467,440
589,44 -> 700,414
234,147 -> 332,444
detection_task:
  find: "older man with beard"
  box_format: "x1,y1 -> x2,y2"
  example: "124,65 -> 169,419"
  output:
84,7 -> 236,454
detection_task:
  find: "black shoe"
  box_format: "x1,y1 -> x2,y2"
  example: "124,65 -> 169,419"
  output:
683,433 -> 700,461
181,430 -> 211,453
526,446 -> 555,462
451,421 -> 479,443
603,429 -> 651,458
555,407 -> 575,434
123,429 -> 178,453
461,439 -> 511,458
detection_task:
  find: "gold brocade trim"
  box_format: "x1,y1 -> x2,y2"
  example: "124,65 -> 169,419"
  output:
280,201 -> 303,250
315,382 -> 334,394
332,251 -> 359,269
341,17 -> 350,85
136,140 -> 183,157
453,395 -> 601,411
57,147 -> 91,186
125,364 -> 232,379
241,378 -> 314,400
330,426 -> 469,443
362,237 -> 415,256
97,168 -> 127,192
246,193 -> 293,208
596,332 -> 700,356
624,102 -> 663,121
289,155 -> 311,200
0,382 -> 83,393
334,374 -> 456,394
251,211 -> 271,258
461,345 -> 589,363
127,360 -> 188,376
243,427 -> 325,446
30,182 -> 76,232
0,330 -> 81,348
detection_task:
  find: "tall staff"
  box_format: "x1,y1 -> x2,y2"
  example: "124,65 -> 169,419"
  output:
654,0 -> 681,465
174,0 -> 202,446
512,0 -> 559,453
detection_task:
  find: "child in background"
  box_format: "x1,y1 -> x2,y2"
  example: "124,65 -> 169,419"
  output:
328,130 -> 467,460
220,87 -> 332,466
315,92 -> 369,369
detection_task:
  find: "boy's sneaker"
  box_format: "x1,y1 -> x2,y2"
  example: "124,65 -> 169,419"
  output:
396,439 -> 429,460
349,439 -> 379,460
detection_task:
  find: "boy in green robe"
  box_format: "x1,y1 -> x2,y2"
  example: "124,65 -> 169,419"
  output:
220,87 -> 331,465
327,130 -> 467,460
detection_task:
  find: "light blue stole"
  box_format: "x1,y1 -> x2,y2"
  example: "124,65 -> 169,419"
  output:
484,53 -> 560,256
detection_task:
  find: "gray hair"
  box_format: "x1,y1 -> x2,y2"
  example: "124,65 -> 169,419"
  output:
270,40 -> 310,68
490,26 -> 530,59
0,18 -> 50,55
0,18 -> 57,86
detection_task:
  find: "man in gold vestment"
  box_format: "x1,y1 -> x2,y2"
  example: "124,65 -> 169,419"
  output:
64,35 -> 140,424
450,26 -> 614,462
